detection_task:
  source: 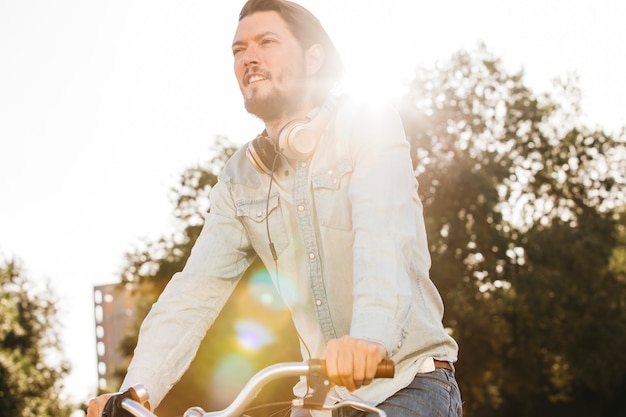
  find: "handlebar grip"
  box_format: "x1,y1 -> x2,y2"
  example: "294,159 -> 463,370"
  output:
319,359 -> 395,379
374,359 -> 395,378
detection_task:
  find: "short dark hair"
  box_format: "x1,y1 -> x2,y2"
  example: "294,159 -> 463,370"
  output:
239,0 -> 344,104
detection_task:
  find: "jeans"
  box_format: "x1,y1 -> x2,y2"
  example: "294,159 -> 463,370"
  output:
333,369 -> 463,417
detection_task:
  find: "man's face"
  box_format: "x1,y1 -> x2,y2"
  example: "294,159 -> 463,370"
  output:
232,11 -> 312,122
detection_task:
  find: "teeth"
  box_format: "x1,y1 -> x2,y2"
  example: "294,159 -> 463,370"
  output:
248,75 -> 266,84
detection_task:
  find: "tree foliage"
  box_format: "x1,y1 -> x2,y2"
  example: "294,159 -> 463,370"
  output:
115,46 -> 626,416
0,258 -> 73,417
396,44 -> 626,416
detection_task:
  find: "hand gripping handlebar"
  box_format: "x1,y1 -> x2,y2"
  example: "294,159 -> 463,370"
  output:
122,359 -> 395,417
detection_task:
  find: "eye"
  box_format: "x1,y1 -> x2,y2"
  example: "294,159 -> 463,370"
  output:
261,37 -> 276,46
232,46 -> 245,57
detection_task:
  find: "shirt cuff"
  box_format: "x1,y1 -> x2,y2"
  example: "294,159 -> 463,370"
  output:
350,311 -> 407,356
121,366 -> 166,410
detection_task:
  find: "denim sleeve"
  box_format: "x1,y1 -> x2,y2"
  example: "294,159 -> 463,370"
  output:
344,103 -> 429,355
121,179 -> 255,407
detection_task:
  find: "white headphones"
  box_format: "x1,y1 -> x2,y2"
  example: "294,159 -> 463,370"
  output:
246,95 -> 338,174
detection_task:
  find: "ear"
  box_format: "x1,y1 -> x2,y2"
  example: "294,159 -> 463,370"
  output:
305,44 -> 324,76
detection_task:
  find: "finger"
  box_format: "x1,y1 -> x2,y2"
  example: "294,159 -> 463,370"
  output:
361,353 -> 378,387
87,398 -> 101,417
350,341 -> 369,389
365,343 -> 384,380
87,394 -> 113,417
369,342 -> 389,380
324,339 -> 339,384
337,338 -> 355,390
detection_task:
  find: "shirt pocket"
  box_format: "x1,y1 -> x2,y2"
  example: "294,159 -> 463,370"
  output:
236,193 -> 290,259
312,160 -> 353,231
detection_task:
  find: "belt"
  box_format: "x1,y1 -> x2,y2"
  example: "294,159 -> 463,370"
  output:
434,360 -> 453,371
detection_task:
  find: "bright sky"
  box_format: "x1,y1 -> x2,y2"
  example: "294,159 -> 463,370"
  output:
1,0 -> 625,409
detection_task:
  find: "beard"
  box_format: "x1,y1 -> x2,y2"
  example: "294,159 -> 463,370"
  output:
244,88 -> 295,122
242,69 -> 307,122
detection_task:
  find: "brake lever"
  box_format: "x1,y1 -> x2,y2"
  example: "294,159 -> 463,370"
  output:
299,359 -> 331,409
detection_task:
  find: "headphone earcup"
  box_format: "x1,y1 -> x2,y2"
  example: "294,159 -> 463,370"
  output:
278,119 -> 318,160
247,95 -> 339,173
246,135 -> 280,174
279,95 -> 337,160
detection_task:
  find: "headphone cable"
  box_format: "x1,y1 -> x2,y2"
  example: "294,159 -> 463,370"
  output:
264,146 -> 312,363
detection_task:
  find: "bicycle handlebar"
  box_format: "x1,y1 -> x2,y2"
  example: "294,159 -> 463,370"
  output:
122,359 -> 394,417
326,358 -> 395,379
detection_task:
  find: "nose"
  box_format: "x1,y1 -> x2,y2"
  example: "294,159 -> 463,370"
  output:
241,44 -> 260,66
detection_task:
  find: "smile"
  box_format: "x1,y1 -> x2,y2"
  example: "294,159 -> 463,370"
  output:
248,75 -> 266,84
244,69 -> 269,86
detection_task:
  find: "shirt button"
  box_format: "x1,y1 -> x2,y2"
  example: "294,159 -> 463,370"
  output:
309,253 -> 316,259
256,211 -> 263,217
297,205 -> 305,212
300,161 -> 307,168
315,299 -> 322,306
397,342 -> 403,349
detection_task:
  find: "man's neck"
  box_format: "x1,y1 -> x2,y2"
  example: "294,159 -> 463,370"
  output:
264,100 -> 317,141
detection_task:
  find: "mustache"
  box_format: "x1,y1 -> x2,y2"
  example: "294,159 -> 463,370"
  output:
244,66 -> 270,80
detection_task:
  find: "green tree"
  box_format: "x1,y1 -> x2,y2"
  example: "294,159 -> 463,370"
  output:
0,258 -> 73,417
397,44 -> 626,416
498,83 -> 626,416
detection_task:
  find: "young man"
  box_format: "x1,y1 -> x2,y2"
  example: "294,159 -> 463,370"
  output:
88,1 -> 462,416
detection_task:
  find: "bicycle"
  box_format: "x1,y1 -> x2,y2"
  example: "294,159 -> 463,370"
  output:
120,358 -> 395,417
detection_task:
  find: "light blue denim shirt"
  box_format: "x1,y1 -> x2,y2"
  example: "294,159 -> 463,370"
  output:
122,97 -> 459,409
